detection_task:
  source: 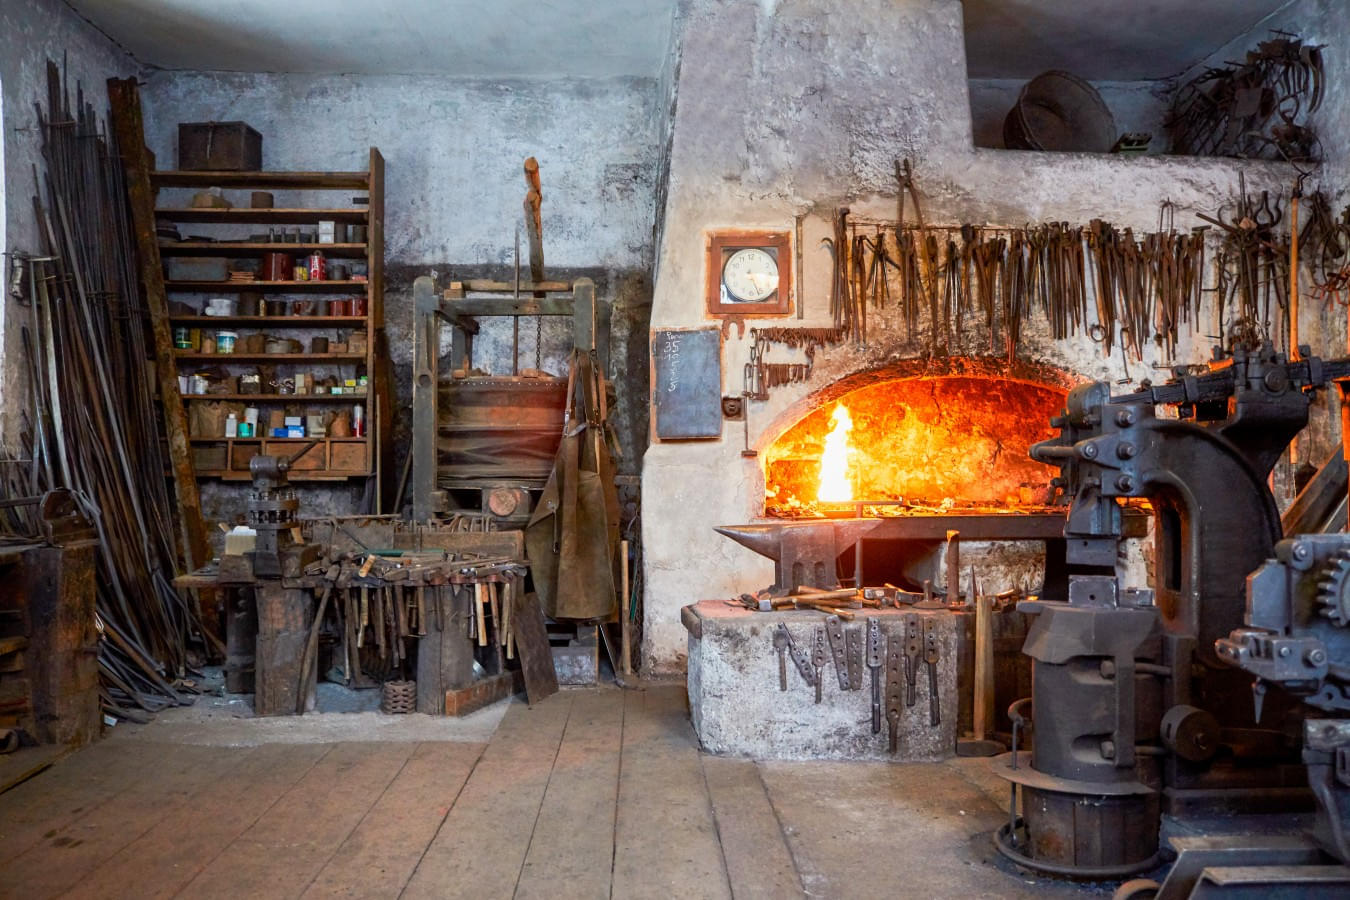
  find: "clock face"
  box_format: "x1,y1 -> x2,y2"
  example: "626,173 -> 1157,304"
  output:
721,247 -> 779,303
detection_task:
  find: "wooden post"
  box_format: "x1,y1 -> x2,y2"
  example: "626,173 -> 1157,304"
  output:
417,585 -> 475,714
619,540 -> 632,676
572,278 -> 597,352
945,530 -> 960,606
974,594 -> 994,741
24,543 -> 99,745
224,588 -> 258,693
412,276 -> 439,522
106,78 -> 220,647
254,583 -> 315,716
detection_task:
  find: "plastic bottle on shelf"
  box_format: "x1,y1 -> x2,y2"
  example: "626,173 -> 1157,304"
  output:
353,404 -> 366,437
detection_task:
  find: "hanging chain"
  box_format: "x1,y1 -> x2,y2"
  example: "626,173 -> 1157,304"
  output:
535,315 -> 543,370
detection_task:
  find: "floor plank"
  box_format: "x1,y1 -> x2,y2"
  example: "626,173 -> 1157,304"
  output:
179,741 -> 416,899
401,692 -> 575,900
300,741 -> 485,898
0,736 -> 171,864
1,742 -> 244,898
514,688 -> 625,899
701,757 -> 803,899
62,741 -> 332,900
0,743 -> 69,794
612,686 -> 731,900
758,758 -> 1091,899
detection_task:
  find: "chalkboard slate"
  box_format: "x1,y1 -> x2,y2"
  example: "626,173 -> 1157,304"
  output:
653,328 -> 721,440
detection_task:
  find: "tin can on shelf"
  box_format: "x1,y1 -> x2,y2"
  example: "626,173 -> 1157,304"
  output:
173,326 -> 193,349
307,252 -> 326,282
262,251 -> 290,281
217,331 -> 238,354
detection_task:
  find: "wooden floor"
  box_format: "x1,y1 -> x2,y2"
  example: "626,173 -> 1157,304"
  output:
0,685 -> 1096,899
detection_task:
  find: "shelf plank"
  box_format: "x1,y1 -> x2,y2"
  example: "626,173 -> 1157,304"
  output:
152,171 -> 369,189
166,280 -> 369,294
175,352 -> 367,362
182,393 -> 368,402
155,208 -> 368,224
159,242 -> 368,258
200,472 -> 370,481
170,315 -> 367,326
189,436 -> 369,443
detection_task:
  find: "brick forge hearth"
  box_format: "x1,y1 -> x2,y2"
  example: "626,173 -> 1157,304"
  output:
638,331 -> 1162,675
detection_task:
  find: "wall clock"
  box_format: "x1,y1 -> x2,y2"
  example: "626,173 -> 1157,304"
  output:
706,230 -> 792,319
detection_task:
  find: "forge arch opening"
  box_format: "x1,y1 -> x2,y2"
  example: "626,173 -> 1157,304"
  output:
761,357 -> 1076,516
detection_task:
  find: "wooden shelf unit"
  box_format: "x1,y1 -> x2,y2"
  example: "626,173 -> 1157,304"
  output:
158,149 -> 386,489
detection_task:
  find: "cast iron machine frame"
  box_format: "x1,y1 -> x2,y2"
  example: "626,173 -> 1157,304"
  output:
995,343 -> 1350,878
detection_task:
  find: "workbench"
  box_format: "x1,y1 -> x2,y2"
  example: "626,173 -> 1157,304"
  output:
174,522 -> 550,716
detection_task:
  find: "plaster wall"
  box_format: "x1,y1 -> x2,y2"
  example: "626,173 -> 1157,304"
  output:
138,71 -> 664,525
0,0 -> 139,437
639,0 -> 1337,675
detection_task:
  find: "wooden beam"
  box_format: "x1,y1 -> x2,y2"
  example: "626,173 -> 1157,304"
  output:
440,297 -> 576,318
107,78 -> 220,648
150,170 -> 369,189
456,279 -> 574,294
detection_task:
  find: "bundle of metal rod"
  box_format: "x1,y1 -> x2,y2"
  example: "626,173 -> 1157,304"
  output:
19,61 -> 199,719
826,208 -> 864,343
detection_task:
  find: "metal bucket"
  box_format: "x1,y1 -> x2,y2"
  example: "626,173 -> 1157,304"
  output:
1003,70 -> 1116,153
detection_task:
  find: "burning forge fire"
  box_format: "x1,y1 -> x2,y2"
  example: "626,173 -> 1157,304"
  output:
817,404 -> 855,502
764,374 -> 1069,516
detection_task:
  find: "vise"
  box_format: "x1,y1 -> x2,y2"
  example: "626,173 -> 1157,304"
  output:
996,343 -> 1350,878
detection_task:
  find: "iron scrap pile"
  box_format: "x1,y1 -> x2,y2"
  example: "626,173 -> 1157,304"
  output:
1167,31 -> 1324,161
11,62 -> 200,720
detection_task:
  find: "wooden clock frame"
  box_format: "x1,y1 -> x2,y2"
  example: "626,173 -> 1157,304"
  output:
705,230 -> 792,318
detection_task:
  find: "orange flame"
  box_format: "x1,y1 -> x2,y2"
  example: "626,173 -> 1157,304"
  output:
817,404 -> 854,502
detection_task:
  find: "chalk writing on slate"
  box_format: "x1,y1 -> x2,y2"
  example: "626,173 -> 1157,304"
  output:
653,328 -> 721,440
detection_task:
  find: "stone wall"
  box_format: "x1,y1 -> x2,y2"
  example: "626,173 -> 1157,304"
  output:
0,0 -> 139,437
639,0 -> 1340,675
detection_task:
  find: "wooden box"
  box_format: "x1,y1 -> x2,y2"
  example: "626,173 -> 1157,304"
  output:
230,441 -> 260,472
269,441 -> 325,471
193,444 -> 228,470
177,121 -> 262,171
329,442 -> 368,472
